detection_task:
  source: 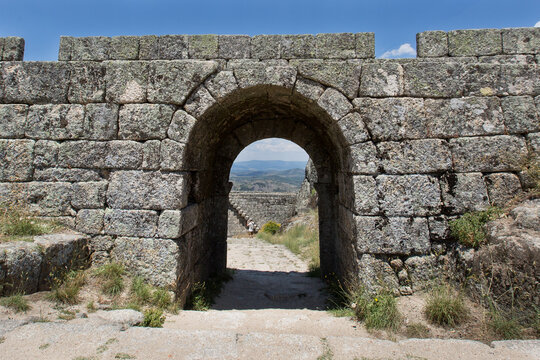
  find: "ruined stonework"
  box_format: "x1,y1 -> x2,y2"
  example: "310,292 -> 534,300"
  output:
1,28 -> 539,302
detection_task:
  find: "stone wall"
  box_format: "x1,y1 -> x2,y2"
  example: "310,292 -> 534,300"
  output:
0,27 -> 539,300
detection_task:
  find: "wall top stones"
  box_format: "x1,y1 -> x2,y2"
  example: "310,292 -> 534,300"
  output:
0,37 -> 25,61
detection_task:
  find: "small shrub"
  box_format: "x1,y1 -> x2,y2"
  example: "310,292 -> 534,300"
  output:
449,207 -> 502,248
0,294 -> 30,312
151,288 -> 172,310
141,308 -> 165,327
425,285 -> 469,327
102,277 -> 124,296
404,322 -> 431,338
261,221 -> 281,235
130,277 -> 152,304
49,270 -> 86,305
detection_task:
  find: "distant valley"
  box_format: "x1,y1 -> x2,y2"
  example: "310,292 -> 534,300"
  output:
230,160 -> 307,192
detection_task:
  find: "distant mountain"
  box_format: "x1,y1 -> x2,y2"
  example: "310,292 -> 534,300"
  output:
231,160 -> 308,173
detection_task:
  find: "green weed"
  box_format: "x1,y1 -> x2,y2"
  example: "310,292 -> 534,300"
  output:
449,207 -> 503,248
0,294 -> 30,312
48,270 -> 86,305
140,308 -> 165,327
425,285 -> 469,327
130,277 -> 152,304
95,263 -> 125,296
185,271 -> 232,311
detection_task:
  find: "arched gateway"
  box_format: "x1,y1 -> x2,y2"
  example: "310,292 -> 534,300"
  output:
0,28 -> 538,303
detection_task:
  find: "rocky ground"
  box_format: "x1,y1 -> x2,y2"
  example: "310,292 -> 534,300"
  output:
0,236 -> 539,359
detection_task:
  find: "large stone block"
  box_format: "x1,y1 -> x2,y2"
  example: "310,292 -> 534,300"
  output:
105,141 -> 144,169
58,36 -> 73,61
184,86 -> 216,118
348,142 -> 379,175
219,35 -> 250,59
168,110 -> 197,143
359,62 -> 404,97
83,103 -> 119,140
160,139 -> 186,171
0,139 -> 34,181
104,209 -> 158,237
0,182 -> 73,216
2,37 -> 25,61
450,135 -> 528,172
317,88 -> 353,121
337,112 -> 370,145
205,71 -> 239,100
0,242 -> 41,295
355,33 -> 375,58
377,139 -> 452,174
34,168 -> 101,182
281,35 -> 316,59
111,237 -> 180,287
403,62 -> 465,98
71,37 -> 110,61
188,35 -> 218,59
404,255 -> 443,291
498,64 -> 539,96
356,254 -> 399,295
26,104 -> 84,140
119,104 -> 174,140
502,27 -> 540,55
33,140 -> 58,168
234,65 -> 297,89
157,204 -> 199,239
355,216 -> 431,255
105,61 -> 148,103
2,62 -> 70,103
354,97 -> 427,141
0,104 -> 27,138
352,176 -> 379,215
293,60 -> 361,99
448,29 -> 502,56
109,36 -> 140,60
377,175 -> 441,216
139,35 -> 159,60
424,97 -> 505,138
440,172 -> 490,214
416,31 -> 448,57
106,170 -> 189,210
68,62 -> 106,103
71,182 -> 108,209
251,35 -> 281,59
158,35 -> 188,59
316,33 -> 356,59
501,96 -> 539,133
294,77 -> 325,102
142,140 -> 161,170
58,140 -> 143,169
484,173 -> 522,207
147,60 -> 218,105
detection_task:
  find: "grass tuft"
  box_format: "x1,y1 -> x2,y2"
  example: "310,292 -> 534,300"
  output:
0,293 -> 30,312
48,270 -> 86,305
94,263 -> 125,296
449,207 -> 502,248
140,308 -> 165,327
404,322 -> 431,338
424,285 -> 469,327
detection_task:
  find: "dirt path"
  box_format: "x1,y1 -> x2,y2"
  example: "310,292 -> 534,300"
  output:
0,237 -> 538,359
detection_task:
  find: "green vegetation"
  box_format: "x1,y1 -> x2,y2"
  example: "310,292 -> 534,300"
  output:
261,221 -> 281,235
48,270 -> 86,305
129,276 -> 173,311
404,323 -> 431,338
487,311 -> 522,339
0,293 -> 30,312
141,308 -> 165,327
94,263 -> 126,296
0,203 -> 62,242
185,271 -> 233,311
424,285 -> 469,327
449,207 -> 502,248
58,309 -> 76,320
115,354 -> 136,359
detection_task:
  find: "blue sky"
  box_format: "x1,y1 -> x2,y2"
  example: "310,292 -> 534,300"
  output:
1,0 -> 538,162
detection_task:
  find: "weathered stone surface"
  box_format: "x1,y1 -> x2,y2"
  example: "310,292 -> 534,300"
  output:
354,97 -> 427,141
234,65 -> 296,89
96,309 -> 144,327
502,27 -> 540,54
109,36 -> 139,60
498,64 -> 539,96
403,62 -> 464,98
355,33 -> 375,58
416,31 -> 448,57
142,140 -> 161,170
34,168 -> 101,182
106,170 -> 188,210
157,204 -> 199,239
359,62 -> 403,97
188,35 -> 218,59
377,175 -> 441,216
168,110 -> 197,143
71,37 -> 110,60
316,33 -> 355,59
448,29 -> 502,56
251,35 -> 281,59
2,37 -> 25,61
58,36 -> 73,61
0,182 -> 73,216
377,139 -> 452,174
139,35 -> 159,60
76,209 -> 104,234
26,104 -> 84,140
352,176 -> 378,215
501,96 -> 539,133
57,140 -> 143,169
293,60 -> 361,99
160,139 -> 186,171
404,255 -> 442,291
184,86 -> 216,118
424,97 -> 505,137
83,103 -> 119,140
105,61 -> 148,103
428,215 -> 450,241
68,62 -> 106,103
317,88 -> 353,121
111,237 -> 180,287
0,139 -> 34,181
484,173 -> 522,206
450,135 -> 528,172
293,78 -> 325,102
104,209 -> 158,237
219,35 -> 250,59
205,71 -> 238,100
529,132 -> 540,153
2,62 -> 70,103
71,181 -> 108,209
281,35 -> 316,59
357,254 -> 399,294
33,140 -> 58,167
0,104 -> 27,138
349,142 -> 379,175
441,173 -> 489,214
119,104 -> 174,140
337,112 -> 370,145
158,35 -> 188,59
105,141 -> 144,169
0,242 -> 41,295
147,60 -> 218,105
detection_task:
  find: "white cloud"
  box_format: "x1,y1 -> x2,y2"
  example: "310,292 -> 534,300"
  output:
235,138 -> 309,162
535,20 -> 540,27
381,43 -> 416,59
